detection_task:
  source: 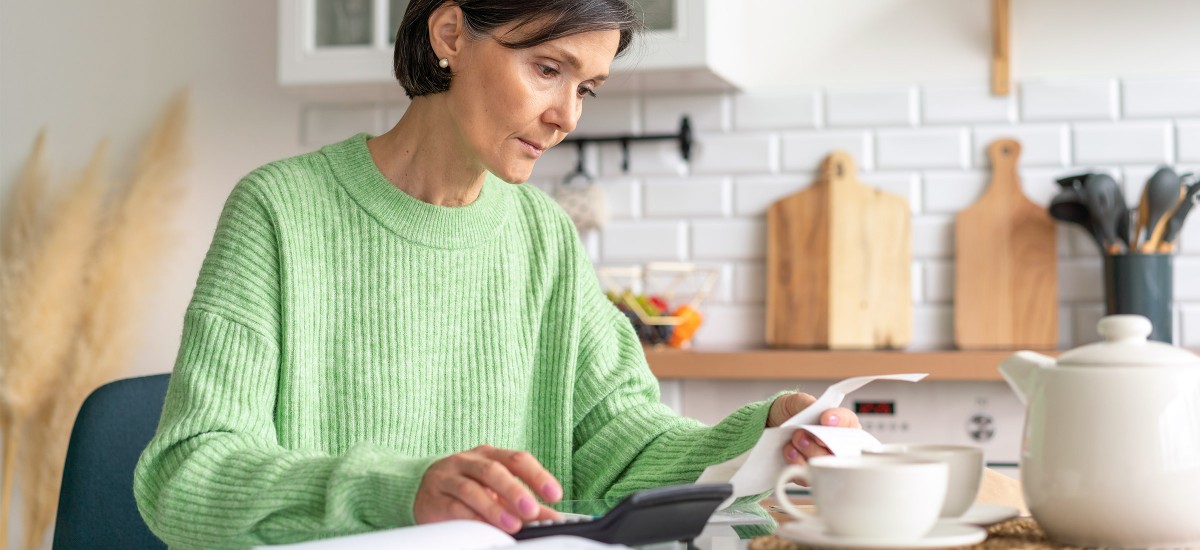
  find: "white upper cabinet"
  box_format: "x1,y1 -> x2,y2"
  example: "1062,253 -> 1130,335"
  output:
279,0 -> 749,91
278,0 -> 407,86
607,0 -> 747,91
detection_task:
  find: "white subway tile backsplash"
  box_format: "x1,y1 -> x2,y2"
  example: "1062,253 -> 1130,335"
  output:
601,177 -> 639,219
301,104 -> 382,147
911,262 -> 923,303
1179,215 -> 1200,255
826,86 -> 917,127
599,141 -> 687,177
583,231 -> 600,263
1058,258 -> 1104,302
1073,303 -> 1107,345
601,221 -> 687,261
734,91 -> 819,131
692,133 -> 778,174
781,130 -> 872,172
1020,79 -> 1118,121
642,176 -> 729,218
1058,304 -> 1073,348
692,219 -> 766,261
1056,225 -> 1075,258
577,77 -> 1199,352
921,84 -> 1015,124
1121,165 -> 1159,207
734,175 -> 807,217
922,171 -> 988,213
692,304 -> 766,349
532,143 -> 596,181
1175,258 -> 1200,301
876,128 -> 968,170
576,94 -> 639,135
1178,121 -> 1200,163
733,262 -> 765,303
924,260 -> 954,303
862,172 -> 919,212
973,124 -> 1069,167
1182,306 -> 1200,348
1074,121 -> 1173,165
1064,224 -> 1103,258
912,216 -> 955,259
1017,167 -> 1071,208
1175,305 -> 1185,347
909,305 -> 953,350
644,93 -> 730,133
1122,77 -> 1200,119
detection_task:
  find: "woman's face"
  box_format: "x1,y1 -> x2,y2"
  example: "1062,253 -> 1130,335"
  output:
445,24 -> 620,184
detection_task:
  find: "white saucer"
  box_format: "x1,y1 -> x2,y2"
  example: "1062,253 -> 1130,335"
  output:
950,503 -> 1020,527
776,520 -> 987,549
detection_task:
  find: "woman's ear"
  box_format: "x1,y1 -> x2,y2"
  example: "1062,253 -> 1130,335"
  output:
428,3 -> 466,65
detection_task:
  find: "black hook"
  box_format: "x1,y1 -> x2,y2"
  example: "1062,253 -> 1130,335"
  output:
557,115 -> 694,176
563,140 -> 589,185
679,116 -> 692,162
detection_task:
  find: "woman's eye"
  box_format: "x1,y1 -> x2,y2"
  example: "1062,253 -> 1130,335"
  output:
539,64 -> 559,77
577,86 -> 597,99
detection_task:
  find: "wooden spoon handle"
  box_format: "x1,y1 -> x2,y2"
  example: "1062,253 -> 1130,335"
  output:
1142,186 -> 1187,253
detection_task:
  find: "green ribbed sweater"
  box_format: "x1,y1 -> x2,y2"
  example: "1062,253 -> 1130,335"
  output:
133,134 -> 772,549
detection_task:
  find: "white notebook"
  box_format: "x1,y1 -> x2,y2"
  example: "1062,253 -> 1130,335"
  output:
255,520 -> 630,550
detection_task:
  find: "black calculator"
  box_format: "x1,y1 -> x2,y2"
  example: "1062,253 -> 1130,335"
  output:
512,483 -> 733,546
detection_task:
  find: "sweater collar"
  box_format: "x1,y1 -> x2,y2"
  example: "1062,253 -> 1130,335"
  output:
324,133 -> 513,249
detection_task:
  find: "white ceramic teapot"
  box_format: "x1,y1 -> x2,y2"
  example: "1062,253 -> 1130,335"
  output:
1000,315 -> 1200,548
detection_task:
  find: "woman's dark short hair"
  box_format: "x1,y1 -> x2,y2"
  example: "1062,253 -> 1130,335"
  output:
394,0 -> 638,98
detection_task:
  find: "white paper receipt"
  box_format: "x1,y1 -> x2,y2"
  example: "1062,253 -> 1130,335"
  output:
696,373 -> 928,506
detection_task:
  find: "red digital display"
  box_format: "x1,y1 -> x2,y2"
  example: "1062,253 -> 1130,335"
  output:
854,401 -> 896,415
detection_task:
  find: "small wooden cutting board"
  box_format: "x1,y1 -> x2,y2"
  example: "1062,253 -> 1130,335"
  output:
955,139 -> 1058,349
766,151 -> 911,349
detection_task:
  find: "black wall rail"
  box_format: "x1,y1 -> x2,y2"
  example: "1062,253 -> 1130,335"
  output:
559,116 -> 692,173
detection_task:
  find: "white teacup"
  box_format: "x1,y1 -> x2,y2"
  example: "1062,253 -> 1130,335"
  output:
864,444 -> 984,517
774,455 -> 948,542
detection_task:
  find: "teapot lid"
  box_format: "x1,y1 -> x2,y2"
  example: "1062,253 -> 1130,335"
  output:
1058,315 -> 1199,367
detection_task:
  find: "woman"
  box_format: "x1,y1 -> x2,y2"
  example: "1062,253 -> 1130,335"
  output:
134,1 -> 859,547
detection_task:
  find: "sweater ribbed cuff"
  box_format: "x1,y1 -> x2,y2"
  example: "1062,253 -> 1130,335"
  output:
334,447 -> 441,529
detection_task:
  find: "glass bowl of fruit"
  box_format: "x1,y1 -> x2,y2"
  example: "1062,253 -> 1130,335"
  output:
597,263 -> 718,349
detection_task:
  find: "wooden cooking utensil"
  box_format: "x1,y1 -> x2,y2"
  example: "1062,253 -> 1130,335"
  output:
1156,181 -> 1200,253
955,139 -> 1058,349
766,151 -> 911,349
1144,184 -> 1188,253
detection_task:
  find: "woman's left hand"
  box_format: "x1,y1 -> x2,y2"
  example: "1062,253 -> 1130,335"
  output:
767,392 -> 861,465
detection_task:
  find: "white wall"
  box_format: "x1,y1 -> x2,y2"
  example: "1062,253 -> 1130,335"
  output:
1,1 -> 310,382
720,0 -> 1200,90
0,2 -> 313,546
2,0 -> 1199,544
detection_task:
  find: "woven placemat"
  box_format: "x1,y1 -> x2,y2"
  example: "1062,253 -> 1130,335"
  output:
748,518 -> 1088,550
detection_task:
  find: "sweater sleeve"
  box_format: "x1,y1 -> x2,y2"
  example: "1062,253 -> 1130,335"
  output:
133,173 -> 438,549
568,252 -> 775,501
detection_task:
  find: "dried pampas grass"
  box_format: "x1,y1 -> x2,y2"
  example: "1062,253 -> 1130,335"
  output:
0,131 -> 53,548
0,90 -> 189,550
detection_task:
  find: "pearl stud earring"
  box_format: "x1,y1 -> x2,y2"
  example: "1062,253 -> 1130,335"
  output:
438,58 -> 449,69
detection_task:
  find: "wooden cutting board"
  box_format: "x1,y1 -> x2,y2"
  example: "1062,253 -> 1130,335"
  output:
766,151 -> 911,349
955,139 -> 1058,349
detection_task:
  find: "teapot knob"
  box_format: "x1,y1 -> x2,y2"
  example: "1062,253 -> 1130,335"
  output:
1098,315 -> 1153,342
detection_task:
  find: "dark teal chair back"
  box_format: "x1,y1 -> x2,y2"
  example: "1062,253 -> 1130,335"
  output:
53,374 -> 169,550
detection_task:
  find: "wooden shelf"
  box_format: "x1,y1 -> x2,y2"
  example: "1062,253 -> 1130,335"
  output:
643,348 -> 1058,382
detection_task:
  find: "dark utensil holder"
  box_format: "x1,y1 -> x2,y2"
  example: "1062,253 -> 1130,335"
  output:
1103,254 -> 1173,343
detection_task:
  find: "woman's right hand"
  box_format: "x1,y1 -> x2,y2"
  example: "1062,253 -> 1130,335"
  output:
414,445 -> 564,534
